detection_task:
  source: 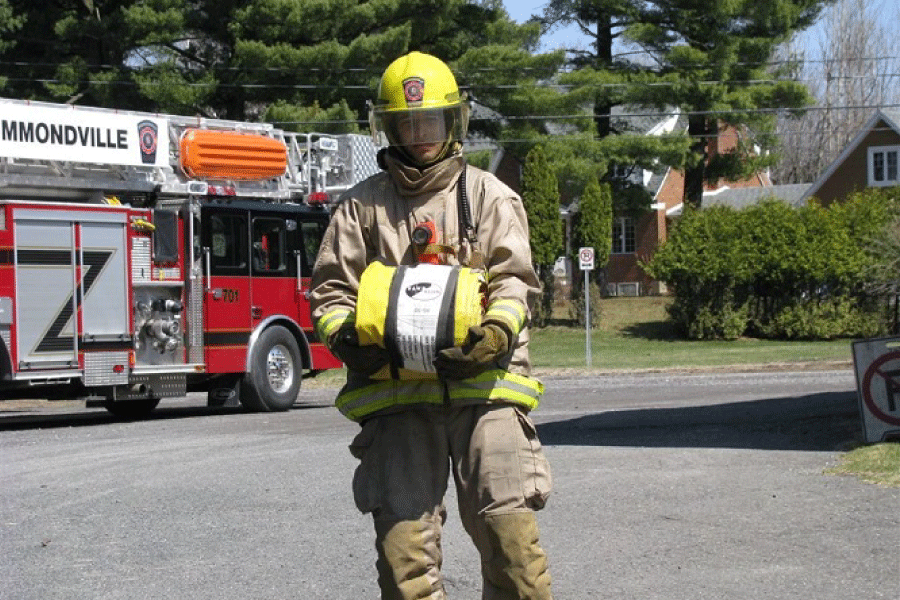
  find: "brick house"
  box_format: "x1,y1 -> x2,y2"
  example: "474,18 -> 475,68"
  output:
802,108 -> 900,206
604,121 -> 774,295
482,113 -> 776,296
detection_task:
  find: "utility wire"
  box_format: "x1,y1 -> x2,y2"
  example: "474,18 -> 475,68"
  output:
5,74 -> 896,127
1,54 -> 898,73
4,74 -> 899,93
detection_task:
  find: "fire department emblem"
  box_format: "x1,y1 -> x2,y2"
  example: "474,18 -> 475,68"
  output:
402,77 -> 425,104
137,120 -> 158,165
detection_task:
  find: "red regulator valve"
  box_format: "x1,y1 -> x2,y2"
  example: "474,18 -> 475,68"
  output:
412,221 -> 440,264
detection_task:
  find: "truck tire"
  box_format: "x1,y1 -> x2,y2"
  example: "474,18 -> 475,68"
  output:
240,325 -> 301,412
102,398 -> 161,419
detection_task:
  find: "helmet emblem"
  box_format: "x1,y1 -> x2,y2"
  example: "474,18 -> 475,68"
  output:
402,77 -> 425,104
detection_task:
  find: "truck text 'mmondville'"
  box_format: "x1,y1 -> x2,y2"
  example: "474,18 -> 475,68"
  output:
0,99 -> 378,417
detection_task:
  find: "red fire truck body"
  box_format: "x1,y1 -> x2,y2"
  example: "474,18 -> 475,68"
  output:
0,99 -> 378,416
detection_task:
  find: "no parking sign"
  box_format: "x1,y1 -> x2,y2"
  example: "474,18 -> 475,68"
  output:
579,247 -> 594,271
852,337 -> 900,442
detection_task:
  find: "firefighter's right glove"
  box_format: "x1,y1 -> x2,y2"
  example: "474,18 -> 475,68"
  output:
329,324 -> 391,377
434,321 -> 512,380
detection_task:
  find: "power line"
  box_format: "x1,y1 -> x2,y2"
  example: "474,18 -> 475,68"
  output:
0,54 -> 898,75
5,72 -> 896,124
5,73 -> 899,95
456,125 -> 900,146
467,103 -> 900,123
467,74 -> 900,92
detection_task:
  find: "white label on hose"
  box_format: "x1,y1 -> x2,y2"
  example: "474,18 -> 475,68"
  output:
393,265 -> 453,372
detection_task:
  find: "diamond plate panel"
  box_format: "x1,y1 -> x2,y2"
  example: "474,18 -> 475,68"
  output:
132,237 -> 151,284
84,352 -> 130,386
346,134 -> 382,184
188,277 -> 204,364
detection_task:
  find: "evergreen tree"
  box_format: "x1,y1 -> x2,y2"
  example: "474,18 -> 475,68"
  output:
522,144 -> 563,326
541,0 -> 830,207
0,0 -> 557,131
574,178 -> 612,277
569,178 -> 612,326
0,0 -> 22,89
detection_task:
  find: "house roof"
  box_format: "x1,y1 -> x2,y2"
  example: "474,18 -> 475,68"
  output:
803,108 -> 900,201
703,183 -> 811,210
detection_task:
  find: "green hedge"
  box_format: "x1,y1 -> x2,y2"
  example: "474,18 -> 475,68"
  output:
644,188 -> 899,340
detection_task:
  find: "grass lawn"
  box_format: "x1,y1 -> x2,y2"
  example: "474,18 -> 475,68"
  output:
531,295 -> 854,372
826,443 -> 900,487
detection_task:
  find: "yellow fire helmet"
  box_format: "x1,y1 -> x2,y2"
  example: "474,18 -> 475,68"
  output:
369,51 -> 470,164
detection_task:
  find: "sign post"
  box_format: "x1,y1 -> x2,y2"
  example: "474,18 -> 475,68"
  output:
579,247 -> 595,368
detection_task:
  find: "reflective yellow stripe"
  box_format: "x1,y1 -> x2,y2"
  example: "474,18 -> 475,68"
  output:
447,370 -> 543,410
485,299 -> 527,334
316,308 -> 353,344
334,370 -> 543,421
335,379 -> 445,421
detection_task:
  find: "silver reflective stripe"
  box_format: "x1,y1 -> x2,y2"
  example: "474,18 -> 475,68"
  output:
317,308 -> 352,342
485,299 -> 526,333
448,371 -> 542,409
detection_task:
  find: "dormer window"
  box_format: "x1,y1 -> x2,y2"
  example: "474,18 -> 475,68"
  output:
609,163 -> 640,185
868,146 -> 900,187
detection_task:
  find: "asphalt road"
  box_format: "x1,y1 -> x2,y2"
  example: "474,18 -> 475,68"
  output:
1,369 -> 897,600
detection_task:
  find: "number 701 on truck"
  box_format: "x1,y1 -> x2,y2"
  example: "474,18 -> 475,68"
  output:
0,99 -> 375,417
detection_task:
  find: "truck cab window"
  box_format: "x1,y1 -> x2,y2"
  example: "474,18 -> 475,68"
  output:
209,213 -> 248,273
301,220 -> 328,272
252,217 -> 288,274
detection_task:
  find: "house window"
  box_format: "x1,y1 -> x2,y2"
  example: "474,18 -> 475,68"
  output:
868,146 -> 900,187
612,216 -> 635,254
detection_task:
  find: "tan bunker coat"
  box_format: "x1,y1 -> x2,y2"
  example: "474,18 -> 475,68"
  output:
310,153 -> 543,421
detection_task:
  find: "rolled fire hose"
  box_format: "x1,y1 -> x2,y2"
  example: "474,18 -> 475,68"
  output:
355,261 -> 486,379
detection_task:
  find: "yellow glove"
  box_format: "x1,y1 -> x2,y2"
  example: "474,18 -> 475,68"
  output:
329,323 -> 391,377
434,321 -> 513,380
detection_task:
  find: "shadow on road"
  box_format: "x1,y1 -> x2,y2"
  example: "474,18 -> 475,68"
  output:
0,401 -> 327,432
537,391 -> 862,452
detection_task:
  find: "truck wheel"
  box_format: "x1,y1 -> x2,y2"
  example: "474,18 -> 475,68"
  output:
102,398 -> 161,419
240,325 -> 301,412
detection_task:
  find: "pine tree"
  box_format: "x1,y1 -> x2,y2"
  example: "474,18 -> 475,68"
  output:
0,0 -> 557,130
541,0 -> 830,207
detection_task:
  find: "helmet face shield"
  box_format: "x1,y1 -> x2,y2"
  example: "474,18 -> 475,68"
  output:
372,104 -> 469,148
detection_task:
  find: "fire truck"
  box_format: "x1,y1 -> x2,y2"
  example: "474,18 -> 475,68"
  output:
0,99 -> 380,417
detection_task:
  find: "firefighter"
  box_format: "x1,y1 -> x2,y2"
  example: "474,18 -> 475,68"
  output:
310,51 -> 553,600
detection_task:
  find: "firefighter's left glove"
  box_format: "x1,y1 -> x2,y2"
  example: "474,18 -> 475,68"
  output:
329,324 -> 391,378
434,321 -> 513,380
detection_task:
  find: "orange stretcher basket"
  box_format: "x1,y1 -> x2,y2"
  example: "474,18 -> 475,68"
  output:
179,129 -> 288,181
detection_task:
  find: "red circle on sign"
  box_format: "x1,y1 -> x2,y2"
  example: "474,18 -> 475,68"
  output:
580,248 -> 593,261
861,351 -> 900,426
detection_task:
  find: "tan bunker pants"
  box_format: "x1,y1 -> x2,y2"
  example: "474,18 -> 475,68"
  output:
350,404 -> 553,600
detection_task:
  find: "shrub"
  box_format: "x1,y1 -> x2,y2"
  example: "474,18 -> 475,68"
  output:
668,291 -> 748,340
761,298 -> 886,340
644,189 -> 898,340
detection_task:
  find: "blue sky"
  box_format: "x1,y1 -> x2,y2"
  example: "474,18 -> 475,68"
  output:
503,0 -> 900,59
504,2 -> 584,52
